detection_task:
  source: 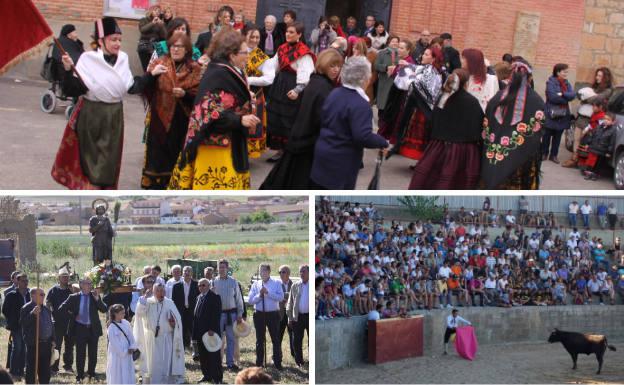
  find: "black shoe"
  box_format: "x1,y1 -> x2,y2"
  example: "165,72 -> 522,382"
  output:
227,364 -> 240,371
274,363 -> 284,371
63,366 -> 74,373
198,376 -> 209,383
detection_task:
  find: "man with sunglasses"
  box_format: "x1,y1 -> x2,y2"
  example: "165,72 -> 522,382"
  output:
21,288 -> 55,384
2,273 -> 30,381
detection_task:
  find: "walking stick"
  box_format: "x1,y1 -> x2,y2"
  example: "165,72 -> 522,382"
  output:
35,264 -> 41,384
260,268 -> 266,368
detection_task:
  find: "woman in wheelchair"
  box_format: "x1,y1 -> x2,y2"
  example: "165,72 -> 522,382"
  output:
578,108 -> 617,181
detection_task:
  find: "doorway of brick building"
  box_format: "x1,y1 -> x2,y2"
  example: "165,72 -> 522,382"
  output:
255,0 -> 392,41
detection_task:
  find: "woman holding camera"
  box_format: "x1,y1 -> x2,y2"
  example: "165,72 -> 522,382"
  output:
137,5 -> 166,71
310,16 -> 337,55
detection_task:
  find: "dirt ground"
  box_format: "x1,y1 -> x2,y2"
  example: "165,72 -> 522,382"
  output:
317,340 -> 624,384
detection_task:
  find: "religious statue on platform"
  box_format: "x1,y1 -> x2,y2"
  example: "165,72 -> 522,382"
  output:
89,199 -> 114,264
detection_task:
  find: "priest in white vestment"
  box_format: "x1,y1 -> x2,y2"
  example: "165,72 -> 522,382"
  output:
134,283 -> 185,384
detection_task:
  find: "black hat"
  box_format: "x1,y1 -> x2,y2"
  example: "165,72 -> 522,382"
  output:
94,17 -> 122,40
440,32 -> 452,40
60,24 -> 76,37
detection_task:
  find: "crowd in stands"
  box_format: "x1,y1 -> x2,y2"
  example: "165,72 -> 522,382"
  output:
315,199 -> 624,320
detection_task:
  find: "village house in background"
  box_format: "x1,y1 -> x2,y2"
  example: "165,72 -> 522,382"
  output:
22,196 -> 308,227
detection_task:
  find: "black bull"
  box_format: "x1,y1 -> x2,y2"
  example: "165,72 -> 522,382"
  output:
548,329 -> 617,374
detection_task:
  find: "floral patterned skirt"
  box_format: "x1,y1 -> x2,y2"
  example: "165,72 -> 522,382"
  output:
168,145 -> 250,190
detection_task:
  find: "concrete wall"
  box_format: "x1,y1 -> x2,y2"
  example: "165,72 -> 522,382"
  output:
316,306 -> 624,372
0,215 -> 37,265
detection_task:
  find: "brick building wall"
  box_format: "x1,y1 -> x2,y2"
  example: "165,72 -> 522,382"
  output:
13,0 -> 617,91
389,0 -> 586,91
578,0 -> 624,85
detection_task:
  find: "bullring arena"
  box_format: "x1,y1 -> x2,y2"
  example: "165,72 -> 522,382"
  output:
316,307 -> 624,384
315,196 -> 624,383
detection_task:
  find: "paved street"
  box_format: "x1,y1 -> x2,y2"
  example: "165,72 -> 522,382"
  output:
0,77 -> 615,190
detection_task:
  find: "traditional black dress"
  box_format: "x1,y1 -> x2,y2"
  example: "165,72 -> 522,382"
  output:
409,88 -> 484,189
266,41 -> 315,150
260,73 -> 334,189
480,77 -> 545,189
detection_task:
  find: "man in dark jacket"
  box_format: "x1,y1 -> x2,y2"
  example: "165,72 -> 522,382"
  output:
21,288 -> 55,384
344,16 -> 361,37
440,33 -> 461,73
58,279 -> 107,382
411,30 -> 430,64
2,273 -> 30,379
172,266 -> 200,348
2,270 -> 21,371
192,278 -> 222,383
46,266 -> 74,373
259,14 -> 285,56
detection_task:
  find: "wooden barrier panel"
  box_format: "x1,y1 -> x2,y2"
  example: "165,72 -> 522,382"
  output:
368,315 -> 424,364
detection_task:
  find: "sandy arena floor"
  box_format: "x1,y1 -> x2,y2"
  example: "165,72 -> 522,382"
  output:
317,340 -> 624,384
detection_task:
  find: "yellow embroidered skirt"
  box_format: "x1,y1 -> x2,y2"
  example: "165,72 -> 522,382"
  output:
168,145 -> 250,190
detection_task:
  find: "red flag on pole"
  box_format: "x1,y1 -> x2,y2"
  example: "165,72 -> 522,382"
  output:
0,0 -> 54,76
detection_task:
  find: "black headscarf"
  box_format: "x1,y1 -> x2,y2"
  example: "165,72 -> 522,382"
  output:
60,24 -> 76,37
52,25 -> 84,63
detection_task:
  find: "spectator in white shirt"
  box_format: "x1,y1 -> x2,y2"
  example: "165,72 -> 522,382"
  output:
444,309 -> 472,355
587,275 -> 604,305
505,210 -> 516,227
568,201 -> 579,227
580,200 -> 592,228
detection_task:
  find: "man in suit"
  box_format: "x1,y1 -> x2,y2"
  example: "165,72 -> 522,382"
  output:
277,265 -> 295,360
287,265 -> 309,367
259,14 -> 284,57
192,278 -> 222,383
172,265 -> 199,348
46,266 -> 74,373
58,278 -> 107,382
21,288 -> 55,384
440,32 -> 461,73
2,273 -> 30,380
2,270 -> 21,371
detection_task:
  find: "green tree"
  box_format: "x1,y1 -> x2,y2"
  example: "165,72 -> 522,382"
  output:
397,196 -> 446,222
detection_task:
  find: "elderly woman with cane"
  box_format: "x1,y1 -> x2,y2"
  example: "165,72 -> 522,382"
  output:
310,56 -> 389,189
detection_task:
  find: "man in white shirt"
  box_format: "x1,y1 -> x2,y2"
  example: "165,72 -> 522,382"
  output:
580,200 -> 592,228
367,304 -> 382,321
287,265 -> 309,367
444,309 -> 472,354
165,265 -> 182,298
248,263 -> 284,370
504,210 -> 516,227
568,201 -> 579,227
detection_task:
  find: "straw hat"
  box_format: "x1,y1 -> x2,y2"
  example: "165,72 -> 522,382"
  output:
233,320 -> 252,338
50,348 -> 60,366
202,332 -> 222,352
58,266 -> 70,276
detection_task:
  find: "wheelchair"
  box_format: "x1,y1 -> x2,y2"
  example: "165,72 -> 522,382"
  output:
39,43 -> 75,119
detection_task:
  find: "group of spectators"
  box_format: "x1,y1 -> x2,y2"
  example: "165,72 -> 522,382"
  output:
315,200 -> 624,321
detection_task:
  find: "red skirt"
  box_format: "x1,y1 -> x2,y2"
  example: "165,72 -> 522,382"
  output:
399,109 -> 427,160
408,140 -> 481,189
